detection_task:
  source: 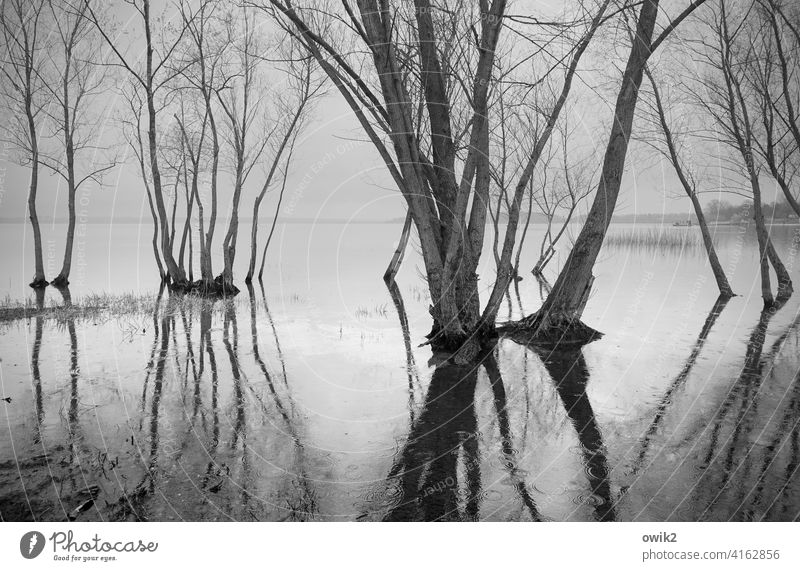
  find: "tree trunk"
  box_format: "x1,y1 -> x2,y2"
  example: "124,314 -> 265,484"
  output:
513,189 -> 534,277
521,0 -> 661,338
169,180 -> 178,254
191,165 -> 214,291
247,192 -> 265,283
176,114 -> 212,290
247,103 -> 305,283
690,193 -> 734,298
750,176 -> 775,306
384,210 -> 413,283
141,156 -> 165,282
478,0 -> 611,331
220,165 -> 244,295
718,0 -> 789,307
258,151 -> 293,281
188,217 -> 194,283
766,235 -> 793,300
204,103 -> 219,282
143,0 -> 185,288
645,65 -> 734,298
178,176 -> 195,273
53,180 -> 76,287
53,57 -> 76,288
27,126 -> 47,288
535,202 -> 579,276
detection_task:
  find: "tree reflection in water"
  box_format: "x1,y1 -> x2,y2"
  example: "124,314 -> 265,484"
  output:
4,276 -> 800,522
378,331 -> 614,521
683,300 -> 800,521
531,345 -> 616,522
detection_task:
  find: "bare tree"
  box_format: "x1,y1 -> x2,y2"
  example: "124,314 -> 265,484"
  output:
257,141 -> 296,280
177,0 -> 227,292
121,90 -> 166,281
261,0 -> 615,353
516,0 -> 710,341
0,0 -> 49,288
246,45 -> 322,283
691,0 -> 791,305
642,65 -> 734,297
215,6 -> 283,294
159,117 -> 195,282
531,119 -> 595,276
88,0 -> 193,288
174,99 -> 210,287
472,1 -> 613,334
40,0 -> 116,287
749,0 -> 800,218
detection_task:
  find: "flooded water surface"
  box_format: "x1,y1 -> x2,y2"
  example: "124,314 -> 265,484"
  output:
1,222 -> 799,521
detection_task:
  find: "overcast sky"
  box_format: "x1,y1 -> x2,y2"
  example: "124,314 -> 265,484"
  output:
0,1 -> 785,225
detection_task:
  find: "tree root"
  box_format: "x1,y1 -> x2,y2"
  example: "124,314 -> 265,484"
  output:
165,277 -> 239,298
498,311 -> 603,349
51,275 -> 69,288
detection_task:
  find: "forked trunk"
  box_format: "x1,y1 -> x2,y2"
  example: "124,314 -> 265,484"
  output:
220,167 -> 244,296
766,236 -> 793,300
520,0 -> 661,340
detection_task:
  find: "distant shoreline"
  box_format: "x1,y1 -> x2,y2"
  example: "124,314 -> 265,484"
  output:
1,217 -> 798,226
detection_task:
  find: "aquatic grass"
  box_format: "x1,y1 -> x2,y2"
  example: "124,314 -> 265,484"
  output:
354,303 -> 389,320
408,285 -> 430,303
604,227 -> 714,255
284,292 -> 306,304
0,290 -> 265,324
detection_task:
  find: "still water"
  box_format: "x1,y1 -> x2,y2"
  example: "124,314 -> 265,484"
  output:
1,221 -> 799,521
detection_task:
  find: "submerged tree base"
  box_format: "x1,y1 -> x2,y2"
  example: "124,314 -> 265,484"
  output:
51,275 -> 69,288
29,278 -> 49,289
498,311 -> 603,349
166,277 -> 240,298
424,323 -> 491,364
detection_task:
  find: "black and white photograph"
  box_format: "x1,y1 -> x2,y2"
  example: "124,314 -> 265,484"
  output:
1,0 -> 799,567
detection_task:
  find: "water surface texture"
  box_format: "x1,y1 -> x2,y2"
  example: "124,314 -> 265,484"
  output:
1,222 -> 799,521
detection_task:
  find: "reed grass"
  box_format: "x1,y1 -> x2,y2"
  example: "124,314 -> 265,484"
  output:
354,303 -> 389,319
0,290 -> 264,323
604,227 -> 714,255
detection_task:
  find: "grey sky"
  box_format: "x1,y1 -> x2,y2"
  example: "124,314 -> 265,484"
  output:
0,1 -> 785,226
3,89 -> 774,224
